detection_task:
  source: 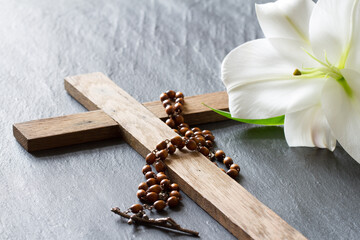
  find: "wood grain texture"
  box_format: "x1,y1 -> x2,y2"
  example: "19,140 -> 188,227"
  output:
13,92 -> 228,152
64,72 -> 306,240
13,110 -> 120,151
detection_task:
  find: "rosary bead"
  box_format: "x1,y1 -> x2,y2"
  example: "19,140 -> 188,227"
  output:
165,105 -> 175,115
145,152 -> 156,165
179,123 -> 189,128
156,172 -> 168,183
192,127 -> 201,132
148,184 -> 162,194
130,204 -> 143,213
145,171 -> 156,179
223,157 -> 233,168
154,200 -> 167,211
215,150 -> 226,161
175,97 -> 185,105
227,169 -> 239,179
205,140 -> 213,148
146,178 -> 157,186
170,136 -> 183,146
156,149 -> 168,160
174,103 -> 184,113
185,130 -> 194,138
195,136 -> 206,146
171,183 -> 179,191
204,134 -> 215,141
142,165 -> 152,174
174,115 -> 184,125
199,146 -> 210,156
167,196 -> 180,208
162,99 -> 171,107
166,90 -> 176,99
160,179 -> 171,190
166,118 -> 176,128
186,139 -> 197,151
138,182 -> 148,191
168,144 -> 176,154
179,127 -> 189,135
202,130 -> 212,135
137,189 -> 147,200
175,91 -> 184,99
160,93 -> 169,102
169,190 -> 181,199
156,141 -> 167,151
177,139 -> 185,150
230,164 -> 241,172
155,160 -> 167,172
146,192 -> 159,203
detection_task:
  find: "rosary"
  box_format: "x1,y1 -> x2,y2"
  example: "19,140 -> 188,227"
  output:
111,90 -> 241,236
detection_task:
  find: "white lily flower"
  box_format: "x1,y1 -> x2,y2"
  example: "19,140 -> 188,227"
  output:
222,0 -> 360,163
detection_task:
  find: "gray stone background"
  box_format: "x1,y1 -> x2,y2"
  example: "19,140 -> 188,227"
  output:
1,0 -> 359,239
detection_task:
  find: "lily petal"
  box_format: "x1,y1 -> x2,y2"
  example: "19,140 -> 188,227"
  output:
255,0 -> 314,44
284,104 -> 336,151
321,69 -> 360,164
309,0 -> 359,67
344,0 -> 360,70
222,38 -> 325,119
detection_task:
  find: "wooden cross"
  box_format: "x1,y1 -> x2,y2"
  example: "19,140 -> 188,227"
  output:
13,72 -> 306,240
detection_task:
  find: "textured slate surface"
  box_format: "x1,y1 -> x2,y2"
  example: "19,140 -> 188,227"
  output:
1,0 -> 359,239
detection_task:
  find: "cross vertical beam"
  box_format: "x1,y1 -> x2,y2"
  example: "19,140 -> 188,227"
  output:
64,72 -> 306,240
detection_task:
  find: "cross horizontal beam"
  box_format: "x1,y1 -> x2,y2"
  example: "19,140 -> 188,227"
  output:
13,92 -> 228,152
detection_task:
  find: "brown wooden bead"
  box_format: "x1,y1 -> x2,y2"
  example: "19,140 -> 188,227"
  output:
166,118 -> 176,128
186,139 -> 197,151
166,90 -> 176,99
156,141 -> 167,151
185,130 -> 194,138
202,130 -> 213,135
175,97 -> 184,105
215,150 -> 226,161
168,144 -> 176,154
171,183 -> 179,191
130,204 -> 143,213
177,138 -> 185,150
167,196 -> 179,208
160,93 -> 169,102
155,160 -> 167,172
145,171 -> 156,179
195,136 -> 206,146
145,152 -> 156,165
165,105 -> 175,115
146,178 -> 157,186
205,140 -> 213,148
154,200 -> 166,211
205,134 -> 215,141
227,169 -> 238,178
142,165 -> 152,174
160,179 -> 171,190
148,184 -> 161,194
138,182 -> 148,191
174,129 -> 180,134
170,136 -> 183,146
156,149 -> 168,160
191,127 -> 201,132
179,127 -> 189,135
156,172 -> 168,183
199,146 -> 210,156
146,192 -> 158,203
230,163 -> 241,172
175,91 -> 184,99
169,190 -> 181,199
137,189 -> 146,200
223,157 -> 233,168
174,115 -> 184,125
174,103 -> 184,113
194,131 -> 203,136
162,99 -> 171,107
179,123 -> 189,128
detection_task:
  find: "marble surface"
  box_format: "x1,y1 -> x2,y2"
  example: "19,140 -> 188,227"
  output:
1,0 -> 359,239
